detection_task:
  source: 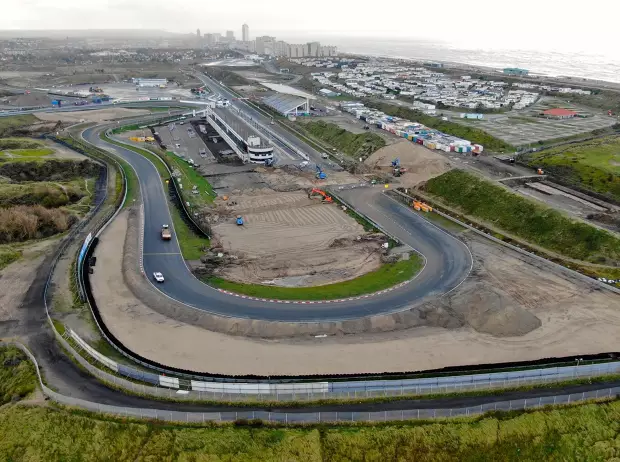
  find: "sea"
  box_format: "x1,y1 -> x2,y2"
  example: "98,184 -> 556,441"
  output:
319,37 -> 620,84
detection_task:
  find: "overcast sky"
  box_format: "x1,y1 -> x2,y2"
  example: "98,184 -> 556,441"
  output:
2,0 -> 618,55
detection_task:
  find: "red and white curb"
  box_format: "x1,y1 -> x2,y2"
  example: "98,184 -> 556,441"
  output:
216,279 -> 413,305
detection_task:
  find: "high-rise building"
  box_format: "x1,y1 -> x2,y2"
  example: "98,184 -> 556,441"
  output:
242,24 -> 249,42
320,45 -> 337,57
306,41 -> 320,58
255,36 -> 276,56
287,44 -> 305,58
212,33 -> 221,43
275,40 -> 288,57
226,30 -> 235,41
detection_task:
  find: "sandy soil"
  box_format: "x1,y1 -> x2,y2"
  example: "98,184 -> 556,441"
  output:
258,167 -> 359,192
92,209 -> 620,376
0,239 -> 59,338
211,190 -> 383,286
34,108 -> 150,124
365,140 -> 453,188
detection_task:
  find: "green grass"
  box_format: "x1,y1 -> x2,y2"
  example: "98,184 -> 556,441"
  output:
424,170 -> 620,266
0,247 -> 22,270
169,200 -> 210,260
0,137 -> 44,150
207,255 -> 422,300
0,346 -> 37,405
101,131 -> 211,256
1,400 -> 620,460
522,136 -> 620,201
0,115 -> 38,136
300,120 -> 386,160
367,101 -> 515,152
7,148 -> 54,157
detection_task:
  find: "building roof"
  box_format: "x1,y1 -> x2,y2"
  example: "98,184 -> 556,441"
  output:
543,108 -> 577,116
263,94 -> 308,115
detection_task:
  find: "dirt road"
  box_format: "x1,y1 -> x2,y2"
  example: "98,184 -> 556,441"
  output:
35,108 -> 150,124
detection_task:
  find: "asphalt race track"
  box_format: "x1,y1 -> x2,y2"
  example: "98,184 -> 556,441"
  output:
82,124 -> 472,322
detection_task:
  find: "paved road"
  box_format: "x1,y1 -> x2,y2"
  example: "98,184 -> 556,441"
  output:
195,72 -> 328,164
82,126 -> 472,322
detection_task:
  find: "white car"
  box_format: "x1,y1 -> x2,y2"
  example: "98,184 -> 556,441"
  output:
153,272 -> 165,283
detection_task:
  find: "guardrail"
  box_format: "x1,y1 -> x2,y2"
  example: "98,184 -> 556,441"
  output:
6,341 -> 619,424
105,131 -> 211,239
68,115 -> 620,405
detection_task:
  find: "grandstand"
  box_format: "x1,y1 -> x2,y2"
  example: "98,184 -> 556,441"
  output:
263,94 -> 310,116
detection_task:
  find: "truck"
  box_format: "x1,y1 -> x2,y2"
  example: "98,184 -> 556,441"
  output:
161,224 -> 171,240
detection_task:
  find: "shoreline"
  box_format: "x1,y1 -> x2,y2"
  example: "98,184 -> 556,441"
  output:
343,51 -> 620,90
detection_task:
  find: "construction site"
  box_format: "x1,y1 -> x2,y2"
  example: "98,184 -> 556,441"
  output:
209,189 -> 386,286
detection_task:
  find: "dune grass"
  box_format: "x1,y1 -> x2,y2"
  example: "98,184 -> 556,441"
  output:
301,120 -> 386,160
522,136 -> 620,201
0,346 -> 37,405
424,169 -> 620,266
207,255 -> 422,300
0,399 -> 619,461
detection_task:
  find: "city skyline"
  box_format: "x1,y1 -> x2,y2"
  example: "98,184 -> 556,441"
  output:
2,0 -> 619,56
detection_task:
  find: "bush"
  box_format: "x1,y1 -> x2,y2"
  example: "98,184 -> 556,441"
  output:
0,205 -> 77,244
0,159 -> 102,182
0,182 -> 85,208
424,170 -> 620,265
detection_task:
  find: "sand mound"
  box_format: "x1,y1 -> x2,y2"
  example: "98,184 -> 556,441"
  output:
365,139 -> 453,187
453,284 -> 542,336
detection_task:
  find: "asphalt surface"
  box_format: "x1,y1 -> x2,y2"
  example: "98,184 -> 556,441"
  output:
195,73 -> 326,164
82,125 -> 471,322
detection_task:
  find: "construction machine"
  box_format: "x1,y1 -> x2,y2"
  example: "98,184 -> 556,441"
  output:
412,201 -> 433,212
308,188 -> 333,203
315,165 -> 327,180
391,158 -> 407,177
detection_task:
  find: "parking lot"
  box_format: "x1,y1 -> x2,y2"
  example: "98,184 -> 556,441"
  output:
468,113 -> 617,146
458,97 -> 618,146
156,119 -> 216,167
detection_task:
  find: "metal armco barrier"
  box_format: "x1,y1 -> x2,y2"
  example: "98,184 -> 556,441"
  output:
6,342 -> 619,424
66,326 -> 620,402
69,117 -> 620,405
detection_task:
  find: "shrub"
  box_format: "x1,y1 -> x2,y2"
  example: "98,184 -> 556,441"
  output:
0,205 -> 76,243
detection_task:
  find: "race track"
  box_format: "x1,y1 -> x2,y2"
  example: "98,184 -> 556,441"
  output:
83,125 -> 472,322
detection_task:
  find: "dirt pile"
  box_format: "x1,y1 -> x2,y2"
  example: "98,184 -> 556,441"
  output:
259,168 -> 357,191
210,189 -> 384,287
365,139 -> 453,187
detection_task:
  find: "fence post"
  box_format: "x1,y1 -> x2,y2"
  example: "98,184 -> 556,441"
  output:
417,409 -> 420,419
582,392 -> 585,401
568,394 -> 571,403
524,399 -> 527,409
539,397 -> 542,408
